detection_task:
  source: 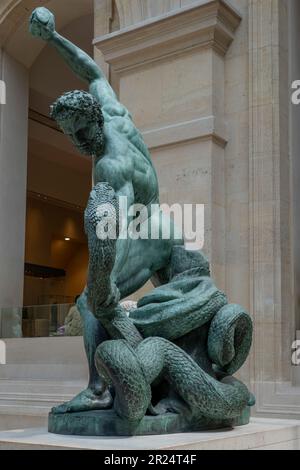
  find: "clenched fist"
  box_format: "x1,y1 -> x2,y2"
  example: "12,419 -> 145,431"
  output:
29,7 -> 55,41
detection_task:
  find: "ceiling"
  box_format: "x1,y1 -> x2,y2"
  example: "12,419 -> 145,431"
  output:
2,0 -> 94,68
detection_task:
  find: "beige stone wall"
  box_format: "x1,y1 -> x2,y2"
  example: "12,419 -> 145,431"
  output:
246,0 -> 300,416
0,51 -> 28,309
223,0 -> 250,385
115,0 -> 205,29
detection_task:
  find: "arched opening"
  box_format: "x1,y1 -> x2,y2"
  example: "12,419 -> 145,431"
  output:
0,0 -> 95,337
24,13 -> 94,334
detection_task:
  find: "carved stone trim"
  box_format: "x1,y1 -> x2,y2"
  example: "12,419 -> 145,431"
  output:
94,0 -> 241,72
142,116 -> 227,150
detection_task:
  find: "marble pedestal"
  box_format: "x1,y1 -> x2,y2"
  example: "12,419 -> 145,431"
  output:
48,407 -> 251,437
0,418 -> 299,450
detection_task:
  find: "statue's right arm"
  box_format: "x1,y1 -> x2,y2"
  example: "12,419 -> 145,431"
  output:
29,7 -> 117,108
49,32 -> 117,108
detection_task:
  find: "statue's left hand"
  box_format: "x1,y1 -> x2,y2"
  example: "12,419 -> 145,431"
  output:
29,7 -> 56,41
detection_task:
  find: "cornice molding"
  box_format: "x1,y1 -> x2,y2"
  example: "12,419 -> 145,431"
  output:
28,108 -> 61,133
27,190 -> 85,214
248,0 -> 298,415
142,116 -> 227,150
94,0 -> 241,72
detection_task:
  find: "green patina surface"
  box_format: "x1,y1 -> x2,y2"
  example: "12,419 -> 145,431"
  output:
30,7 -> 254,437
48,408 -> 252,437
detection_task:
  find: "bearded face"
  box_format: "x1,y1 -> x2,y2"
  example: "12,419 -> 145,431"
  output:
58,113 -> 104,157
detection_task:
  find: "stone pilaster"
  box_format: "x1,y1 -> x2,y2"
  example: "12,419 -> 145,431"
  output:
94,0 -> 241,291
0,50 -> 28,312
248,0 -> 300,417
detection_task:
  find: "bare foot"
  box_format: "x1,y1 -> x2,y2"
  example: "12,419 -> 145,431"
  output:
51,387 -> 112,414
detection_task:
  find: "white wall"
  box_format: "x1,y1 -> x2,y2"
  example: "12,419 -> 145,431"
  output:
0,51 -> 28,308
290,0 -> 300,330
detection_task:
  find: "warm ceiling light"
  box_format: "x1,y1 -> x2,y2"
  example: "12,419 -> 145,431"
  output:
64,237 -> 71,241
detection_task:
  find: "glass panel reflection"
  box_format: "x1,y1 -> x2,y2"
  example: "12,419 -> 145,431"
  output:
0,302 -> 83,339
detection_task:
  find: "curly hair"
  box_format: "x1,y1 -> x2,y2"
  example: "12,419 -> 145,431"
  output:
50,90 -> 104,127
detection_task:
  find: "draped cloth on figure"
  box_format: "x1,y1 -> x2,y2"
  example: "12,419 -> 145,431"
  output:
129,247 -> 228,342
129,270 -> 227,341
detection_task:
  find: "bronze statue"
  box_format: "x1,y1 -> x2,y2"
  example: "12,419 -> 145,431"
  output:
29,7 -> 254,436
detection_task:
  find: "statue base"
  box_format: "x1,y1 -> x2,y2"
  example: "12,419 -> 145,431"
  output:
48,407 -> 251,437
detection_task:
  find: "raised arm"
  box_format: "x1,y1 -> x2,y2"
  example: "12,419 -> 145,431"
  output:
29,7 -> 116,108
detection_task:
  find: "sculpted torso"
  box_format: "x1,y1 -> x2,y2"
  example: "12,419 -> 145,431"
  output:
95,104 -> 159,207
93,95 -> 181,296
